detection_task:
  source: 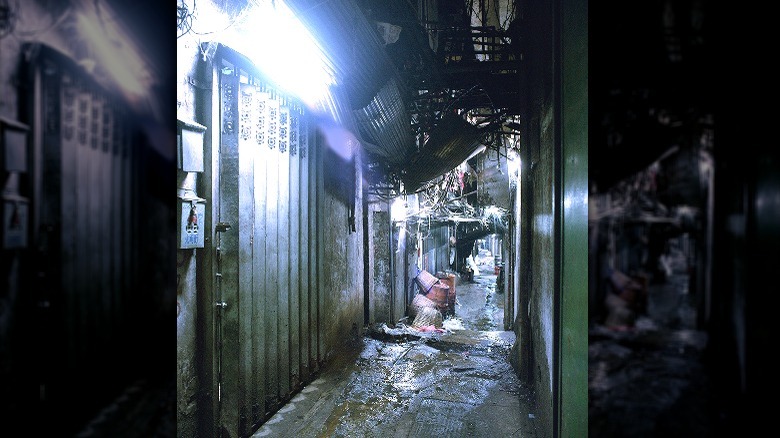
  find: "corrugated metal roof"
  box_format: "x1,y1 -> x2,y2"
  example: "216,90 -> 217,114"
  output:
286,0 -> 397,110
286,0 -> 492,195
352,77 -> 414,165
402,114 -> 486,193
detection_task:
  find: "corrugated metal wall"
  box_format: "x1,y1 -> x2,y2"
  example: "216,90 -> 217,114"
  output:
215,56 -> 323,436
52,71 -> 133,370
25,45 -> 141,430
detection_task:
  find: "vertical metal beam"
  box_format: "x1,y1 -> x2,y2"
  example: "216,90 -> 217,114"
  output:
276,103 -> 292,398
316,130 -> 325,364
307,116 -> 321,372
237,78 -> 255,435
251,84 -> 267,425
288,108 -> 301,390
107,101 -> 121,333
57,74 -> 78,369
94,95 -> 110,345
217,65 -> 241,434
195,56 -> 219,437
122,99 -> 134,376
299,113 -> 310,379
264,93 -> 280,407
557,0 -> 588,435
87,90 -> 101,358
75,86 -> 91,361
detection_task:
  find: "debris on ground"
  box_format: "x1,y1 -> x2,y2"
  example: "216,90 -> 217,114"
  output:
442,316 -> 466,331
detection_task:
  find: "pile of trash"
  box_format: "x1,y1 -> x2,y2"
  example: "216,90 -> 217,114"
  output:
407,269 -> 461,330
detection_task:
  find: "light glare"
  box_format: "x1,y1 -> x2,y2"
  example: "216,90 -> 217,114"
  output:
209,0 -> 335,107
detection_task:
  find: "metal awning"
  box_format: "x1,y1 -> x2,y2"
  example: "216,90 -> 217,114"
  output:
352,77 -> 414,165
287,0 -> 398,110
401,114 -> 486,193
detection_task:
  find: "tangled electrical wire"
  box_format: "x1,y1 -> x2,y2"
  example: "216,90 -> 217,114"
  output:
177,1 -> 194,38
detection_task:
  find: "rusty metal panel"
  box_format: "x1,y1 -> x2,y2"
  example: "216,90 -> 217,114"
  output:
288,107 -> 301,390
208,48 -> 329,434
277,103 -> 291,398
299,113 -> 311,379
264,91 -> 281,408
33,52 -> 137,411
237,79 -> 256,433
217,67 -> 242,435
251,85 -> 268,423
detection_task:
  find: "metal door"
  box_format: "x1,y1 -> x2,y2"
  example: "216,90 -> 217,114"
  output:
213,48 -> 324,437
23,44 -> 138,432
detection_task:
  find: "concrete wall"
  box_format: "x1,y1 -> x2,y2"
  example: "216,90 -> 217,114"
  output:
367,200 -> 393,324
321,121 -> 365,357
392,216 -> 415,321
511,0 -> 588,436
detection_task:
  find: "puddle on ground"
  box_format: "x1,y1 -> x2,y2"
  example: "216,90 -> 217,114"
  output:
322,322 -> 519,436
292,273 -> 526,437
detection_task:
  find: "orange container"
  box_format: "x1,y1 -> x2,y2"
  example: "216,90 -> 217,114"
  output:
425,283 -> 450,312
437,273 -> 457,313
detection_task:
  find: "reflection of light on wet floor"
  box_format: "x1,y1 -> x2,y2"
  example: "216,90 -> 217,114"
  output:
479,330 -> 515,346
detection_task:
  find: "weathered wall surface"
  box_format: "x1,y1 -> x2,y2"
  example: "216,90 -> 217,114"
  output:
321,149 -> 364,357
175,37 -> 201,438
510,0 -> 589,436
392,219 -> 414,322
367,202 -> 392,324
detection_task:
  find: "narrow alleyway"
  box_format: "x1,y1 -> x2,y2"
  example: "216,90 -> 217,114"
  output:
589,247 -> 715,436
250,271 -> 539,438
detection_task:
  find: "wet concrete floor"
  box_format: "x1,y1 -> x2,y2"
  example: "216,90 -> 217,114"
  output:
251,273 -> 539,438
589,250 -> 716,437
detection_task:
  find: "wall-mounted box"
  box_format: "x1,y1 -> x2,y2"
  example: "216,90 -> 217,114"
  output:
179,197 -> 206,249
0,117 -> 29,172
177,118 -> 206,172
2,196 -> 28,249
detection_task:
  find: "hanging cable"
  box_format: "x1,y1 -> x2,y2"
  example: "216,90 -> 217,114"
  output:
177,0 -> 194,38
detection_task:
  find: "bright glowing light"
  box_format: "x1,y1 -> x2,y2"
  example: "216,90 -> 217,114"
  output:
483,205 -> 502,218
465,145 -> 487,162
76,13 -> 146,103
206,0 -> 335,107
507,149 -> 521,183
314,113 -> 360,160
391,197 -> 407,222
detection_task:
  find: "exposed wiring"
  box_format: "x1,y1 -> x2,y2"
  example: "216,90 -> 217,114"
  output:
177,0 -> 194,38
178,0 -> 243,39
189,0 -> 248,37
